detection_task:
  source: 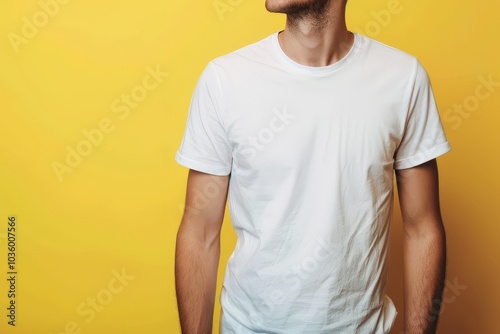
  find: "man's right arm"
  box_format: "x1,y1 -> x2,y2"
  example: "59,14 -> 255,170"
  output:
175,169 -> 230,334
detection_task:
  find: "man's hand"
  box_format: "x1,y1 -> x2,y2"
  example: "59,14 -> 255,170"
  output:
396,158 -> 447,334
175,169 -> 230,334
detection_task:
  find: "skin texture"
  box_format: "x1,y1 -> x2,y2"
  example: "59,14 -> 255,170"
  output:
175,170 -> 229,334
175,1 -> 446,333
265,0 -> 353,67
396,159 -> 446,333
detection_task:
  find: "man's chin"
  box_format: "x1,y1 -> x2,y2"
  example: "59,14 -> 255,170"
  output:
265,0 -> 329,15
265,1 -> 284,13
265,0 -> 298,14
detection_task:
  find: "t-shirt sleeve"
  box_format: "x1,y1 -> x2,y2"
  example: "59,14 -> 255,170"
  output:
393,60 -> 451,170
175,62 -> 232,175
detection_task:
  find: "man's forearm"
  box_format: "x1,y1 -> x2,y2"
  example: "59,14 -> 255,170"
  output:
403,221 -> 446,334
175,224 -> 221,334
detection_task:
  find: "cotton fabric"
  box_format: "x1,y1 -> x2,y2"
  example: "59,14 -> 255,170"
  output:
175,30 -> 451,333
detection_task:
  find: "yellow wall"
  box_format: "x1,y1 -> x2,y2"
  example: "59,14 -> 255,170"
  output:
0,0 -> 498,333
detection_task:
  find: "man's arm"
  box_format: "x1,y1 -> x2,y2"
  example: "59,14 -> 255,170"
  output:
175,169 -> 230,334
395,158 -> 447,334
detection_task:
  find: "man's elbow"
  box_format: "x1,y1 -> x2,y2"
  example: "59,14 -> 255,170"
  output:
177,214 -> 223,252
402,215 -> 446,242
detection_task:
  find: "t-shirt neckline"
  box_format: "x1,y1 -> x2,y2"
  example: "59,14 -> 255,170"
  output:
271,30 -> 361,77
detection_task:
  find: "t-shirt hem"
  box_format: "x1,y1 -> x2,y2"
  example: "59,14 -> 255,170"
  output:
393,141 -> 451,170
175,151 -> 231,176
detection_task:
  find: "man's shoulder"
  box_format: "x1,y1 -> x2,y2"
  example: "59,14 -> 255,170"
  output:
203,31 -> 424,79
209,32 -> 277,69
357,33 -> 419,69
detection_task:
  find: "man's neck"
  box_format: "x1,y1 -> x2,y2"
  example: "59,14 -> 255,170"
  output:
279,4 -> 353,67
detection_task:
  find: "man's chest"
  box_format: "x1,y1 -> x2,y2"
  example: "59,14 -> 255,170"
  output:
222,79 -> 405,174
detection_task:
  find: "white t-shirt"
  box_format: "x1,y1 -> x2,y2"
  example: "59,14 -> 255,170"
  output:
175,30 -> 451,334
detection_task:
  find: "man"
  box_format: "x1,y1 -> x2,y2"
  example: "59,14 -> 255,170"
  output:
174,0 -> 451,333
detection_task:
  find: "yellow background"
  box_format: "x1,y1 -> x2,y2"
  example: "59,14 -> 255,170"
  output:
0,0 -> 499,333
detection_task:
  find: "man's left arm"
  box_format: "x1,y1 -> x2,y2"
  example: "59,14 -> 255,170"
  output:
395,158 -> 447,334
